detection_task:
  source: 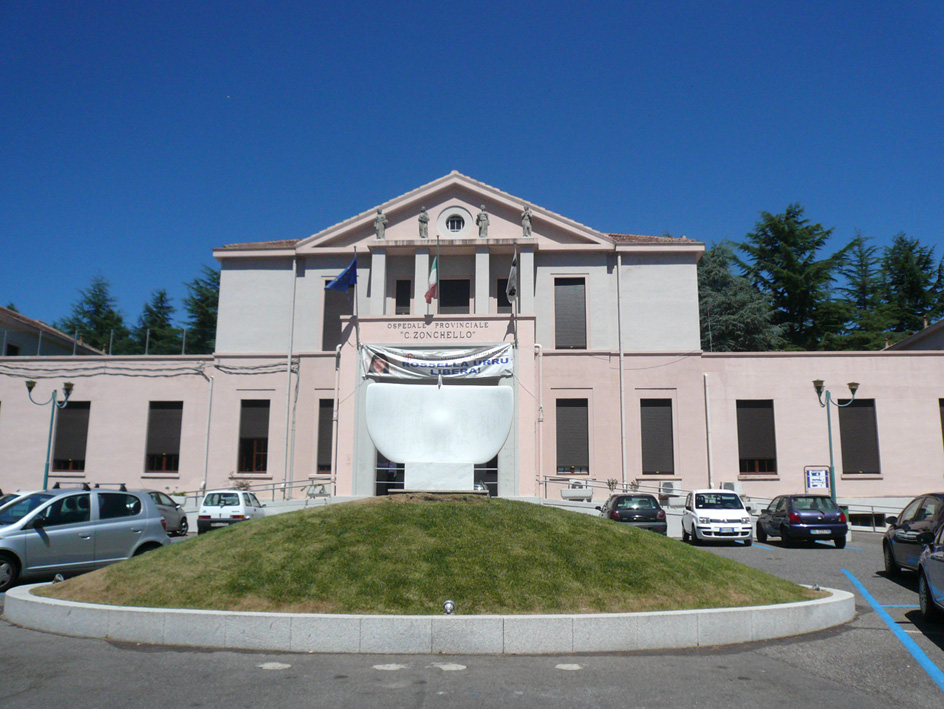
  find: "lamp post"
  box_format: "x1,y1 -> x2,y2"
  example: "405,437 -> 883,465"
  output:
25,380 -> 74,490
812,379 -> 859,503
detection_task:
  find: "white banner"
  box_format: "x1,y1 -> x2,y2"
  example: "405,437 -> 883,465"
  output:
362,344 -> 513,380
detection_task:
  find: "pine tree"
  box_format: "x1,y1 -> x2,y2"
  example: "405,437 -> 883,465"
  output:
881,233 -> 938,335
736,204 -> 851,350
56,275 -> 131,353
698,242 -> 783,351
834,235 -> 891,350
182,265 -> 220,354
133,289 -> 182,355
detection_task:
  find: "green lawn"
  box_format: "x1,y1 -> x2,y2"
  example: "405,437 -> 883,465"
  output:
40,494 -> 820,614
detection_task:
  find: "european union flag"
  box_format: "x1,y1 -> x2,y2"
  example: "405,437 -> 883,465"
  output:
325,258 -> 357,291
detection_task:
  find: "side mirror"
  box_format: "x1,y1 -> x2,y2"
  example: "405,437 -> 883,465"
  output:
745,505 -> 753,513
594,506 -> 602,511
30,517 -> 44,529
761,508 -> 770,515
885,515 -> 899,526
175,504 -> 182,510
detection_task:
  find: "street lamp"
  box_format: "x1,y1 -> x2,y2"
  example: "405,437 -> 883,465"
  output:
812,379 -> 859,503
25,380 -> 74,490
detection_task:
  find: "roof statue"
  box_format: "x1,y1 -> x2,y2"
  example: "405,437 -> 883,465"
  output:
418,207 -> 429,239
374,209 -> 388,239
477,205 -> 489,238
522,205 -> 532,237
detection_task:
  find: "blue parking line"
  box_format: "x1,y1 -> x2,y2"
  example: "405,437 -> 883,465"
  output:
842,569 -> 944,694
881,604 -> 920,608
753,542 -> 775,549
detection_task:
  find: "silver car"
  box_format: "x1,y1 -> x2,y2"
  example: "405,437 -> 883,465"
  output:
0,488 -> 171,592
147,490 -> 189,536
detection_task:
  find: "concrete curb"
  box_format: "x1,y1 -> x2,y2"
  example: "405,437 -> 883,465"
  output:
3,584 -> 854,654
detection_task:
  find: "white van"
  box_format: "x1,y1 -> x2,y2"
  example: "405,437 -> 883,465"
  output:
197,490 -> 265,534
681,489 -> 753,546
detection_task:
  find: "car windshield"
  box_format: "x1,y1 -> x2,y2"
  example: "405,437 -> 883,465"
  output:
695,493 -> 743,510
0,493 -> 55,526
614,496 -> 656,510
792,496 -> 839,511
204,492 -> 240,507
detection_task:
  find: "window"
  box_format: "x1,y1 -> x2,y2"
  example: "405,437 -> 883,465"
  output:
322,280 -> 353,351
145,401 -> 183,473
556,399 -> 589,474
838,399 -> 880,474
736,400 -> 777,474
475,455 -> 498,497
640,399 -> 674,474
497,278 -> 512,314
238,400 -> 270,473
554,277 -> 587,349
5,343 -> 20,356
446,215 -> 464,232
317,399 -> 333,473
53,401 -> 90,472
97,492 -> 142,519
37,493 -> 90,526
395,279 -> 412,315
439,279 -> 471,315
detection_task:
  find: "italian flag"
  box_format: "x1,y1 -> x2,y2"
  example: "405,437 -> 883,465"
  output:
424,256 -> 438,304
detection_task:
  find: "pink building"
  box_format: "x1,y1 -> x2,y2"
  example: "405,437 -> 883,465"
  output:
1,173 -> 941,515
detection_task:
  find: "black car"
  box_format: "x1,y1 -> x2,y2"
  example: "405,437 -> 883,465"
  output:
884,493 -> 944,577
596,493 -> 667,535
756,495 -> 848,548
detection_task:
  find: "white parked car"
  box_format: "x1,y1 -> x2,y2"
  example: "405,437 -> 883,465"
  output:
681,489 -> 753,546
197,489 -> 265,534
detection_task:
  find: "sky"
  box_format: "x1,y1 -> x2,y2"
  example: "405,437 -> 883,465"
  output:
2,1 -> 943,328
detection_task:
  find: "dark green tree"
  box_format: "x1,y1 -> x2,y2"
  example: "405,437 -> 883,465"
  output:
133,289 -> 182,355
182,265 -> 220,354
56,275 -> 131,354
834,235 -> 891,350
5,303 -> 18,313
698,242 -> 783,351
736,204 -> 851,350
881,233 -> 938,335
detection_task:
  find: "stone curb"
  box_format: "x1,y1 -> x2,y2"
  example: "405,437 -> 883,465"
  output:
3,584 -> 854,654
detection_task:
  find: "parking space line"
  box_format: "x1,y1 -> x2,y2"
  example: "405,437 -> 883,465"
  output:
842,569 -> 944,694
881,604 -> 920,609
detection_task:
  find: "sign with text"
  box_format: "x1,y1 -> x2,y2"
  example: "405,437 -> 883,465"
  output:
362,343 -> 513,380
805,466 -> 830,493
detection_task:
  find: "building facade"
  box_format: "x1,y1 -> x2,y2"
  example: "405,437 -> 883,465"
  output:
1,173 -> 942,509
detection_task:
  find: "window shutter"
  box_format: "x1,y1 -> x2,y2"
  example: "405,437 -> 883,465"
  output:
317,399 -> 333,472
556,399 -> 589,470
554,278 -> 586,349
439,279 -> 471,314
53,402 -> 90,460
240,401 -> 270,438
641,399 -> 674,473
736,400 -> 777,459
146,402 -> 183,455
838,399 -> 880,474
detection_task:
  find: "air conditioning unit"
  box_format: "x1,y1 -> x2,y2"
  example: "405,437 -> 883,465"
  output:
659,481 -> 679,495
720,481 -> 743,495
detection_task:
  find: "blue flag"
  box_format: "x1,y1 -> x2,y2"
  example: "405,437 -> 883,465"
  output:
325,258 -> 357,291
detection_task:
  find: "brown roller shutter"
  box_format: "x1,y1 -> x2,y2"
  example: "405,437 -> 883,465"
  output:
641,399 -> 674,474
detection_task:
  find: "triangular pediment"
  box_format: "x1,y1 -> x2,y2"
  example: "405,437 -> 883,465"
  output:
295,171 -> 616,254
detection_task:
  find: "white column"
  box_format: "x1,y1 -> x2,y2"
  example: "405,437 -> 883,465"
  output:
475,247 -> 490,315
520,244 -> 535,314
414,248 -> 430,314
370,249 -> 386,315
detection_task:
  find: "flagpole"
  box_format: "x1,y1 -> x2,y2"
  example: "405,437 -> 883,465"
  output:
512,243 -> 519,348
353,246 -> 360,347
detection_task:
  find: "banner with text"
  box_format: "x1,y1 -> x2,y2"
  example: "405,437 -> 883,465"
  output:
361,344 -> 513,380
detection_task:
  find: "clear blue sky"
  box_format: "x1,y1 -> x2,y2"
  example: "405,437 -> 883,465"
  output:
3,1 -> 942,328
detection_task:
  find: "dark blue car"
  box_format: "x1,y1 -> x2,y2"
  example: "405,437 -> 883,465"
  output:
756,495 -> 848,548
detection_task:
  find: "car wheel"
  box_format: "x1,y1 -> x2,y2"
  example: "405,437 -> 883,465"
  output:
919,572 -> 942,622
884,543 -> 901,578
0,553 -> 19,593
834,536 -> 846,549
744,537 -> 752,547
177,516 -> 189,536
756,523 -> 767,543
781,526 -> 794,547
690,528 -> 700,546
682,525 -> 690,542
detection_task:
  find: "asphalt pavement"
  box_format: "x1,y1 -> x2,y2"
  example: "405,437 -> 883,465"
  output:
1,531 -> 942,708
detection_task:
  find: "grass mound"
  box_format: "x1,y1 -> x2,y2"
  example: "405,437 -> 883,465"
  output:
40,495 -> 819,614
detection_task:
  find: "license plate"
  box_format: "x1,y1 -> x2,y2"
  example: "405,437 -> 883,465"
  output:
811,529 -> 830,535
723,527 -> 735,534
